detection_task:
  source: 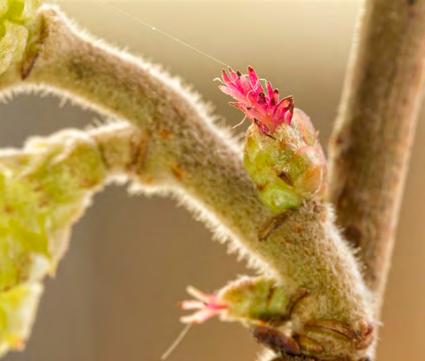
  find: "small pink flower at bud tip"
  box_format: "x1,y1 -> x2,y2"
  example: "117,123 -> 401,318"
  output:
218,66 -> 294,135
180,286 -> 228,324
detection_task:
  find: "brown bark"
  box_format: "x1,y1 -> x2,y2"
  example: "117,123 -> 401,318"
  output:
328,0 -> 425,309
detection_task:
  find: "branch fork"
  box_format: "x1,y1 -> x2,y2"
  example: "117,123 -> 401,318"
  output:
0,0 -> 424,360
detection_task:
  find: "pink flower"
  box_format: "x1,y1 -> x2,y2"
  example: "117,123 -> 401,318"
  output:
180,287 -> 228,324
218,66 -> 294,135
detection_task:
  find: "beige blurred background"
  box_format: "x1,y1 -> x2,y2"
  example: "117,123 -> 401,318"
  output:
1,1 -> 424,360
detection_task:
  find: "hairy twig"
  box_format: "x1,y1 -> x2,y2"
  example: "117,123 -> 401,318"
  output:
328,0 -> 425,310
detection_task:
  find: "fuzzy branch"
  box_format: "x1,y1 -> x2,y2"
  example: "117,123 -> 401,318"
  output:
0,2 -> 401,360
328,0 -> 425,309
0,0 -> 422,359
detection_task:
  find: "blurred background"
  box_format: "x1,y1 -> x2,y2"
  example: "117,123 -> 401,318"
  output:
1,1 -> 424,360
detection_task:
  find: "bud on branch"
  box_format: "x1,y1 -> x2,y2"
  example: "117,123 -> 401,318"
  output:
219,67 -> 326,213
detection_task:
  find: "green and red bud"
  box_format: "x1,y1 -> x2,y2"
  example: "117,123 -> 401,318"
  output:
181,278 -> 289,325
219,67 -> 326,213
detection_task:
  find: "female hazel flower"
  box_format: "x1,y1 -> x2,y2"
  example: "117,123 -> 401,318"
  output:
219,66 -> 294,135
180,287 -> 228,324
181,278 -> 291,326
219,67 -> 327,213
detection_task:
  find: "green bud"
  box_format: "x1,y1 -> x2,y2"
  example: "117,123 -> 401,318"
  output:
218,277 -> 289,324
244,109 -> 326,214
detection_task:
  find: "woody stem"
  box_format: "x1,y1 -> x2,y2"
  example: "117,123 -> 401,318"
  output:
328,0 -> 425,311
